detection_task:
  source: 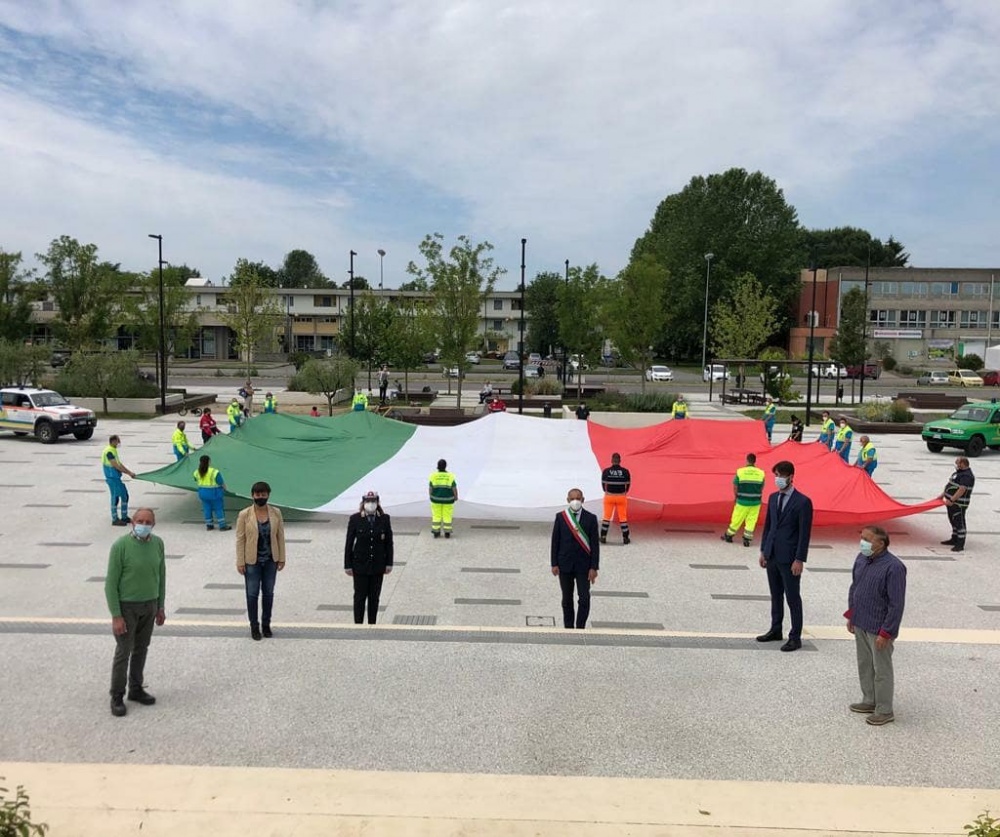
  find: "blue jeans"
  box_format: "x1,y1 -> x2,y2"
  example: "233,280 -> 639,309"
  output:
244,559 -> 277,628
106,479 -> 129,521
764,419 -> 775,441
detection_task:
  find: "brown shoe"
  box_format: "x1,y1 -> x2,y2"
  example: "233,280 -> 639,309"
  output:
850,702 -> 876,714
866,712 -> 894,726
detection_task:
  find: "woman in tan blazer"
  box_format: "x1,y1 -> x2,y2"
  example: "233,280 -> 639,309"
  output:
236,480 -> 286,641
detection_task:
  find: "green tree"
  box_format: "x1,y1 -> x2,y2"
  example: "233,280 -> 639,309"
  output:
0,340 -> 49,386
343,292 -> 395,388
398,277 -> 429,292
293,357 -> 358,415
559,263 -> 606,400
279,249 -> 329,288
710,273 -> 780,360
525,271 -> 563,356
0,249 -> 41,342
342,276 -> 370,290
828,287 -> 868,368
150,264 -> 203,286
122,270 -> 202,369
37,236 -> 128,350
803,227 -> 909,268
230,260 -> 279,288
219,259 -> 283,376
63,348 -> 144,415
605,255 -> 669,392
385,300 -> 436,396
407,234 -> 504,408
631,168 -> 805,359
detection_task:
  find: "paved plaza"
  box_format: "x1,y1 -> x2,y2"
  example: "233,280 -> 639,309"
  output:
1,398 -> 998,835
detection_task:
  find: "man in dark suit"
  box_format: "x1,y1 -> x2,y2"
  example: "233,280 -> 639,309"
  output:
551,488 -> 601,629
757,460 -> 813,651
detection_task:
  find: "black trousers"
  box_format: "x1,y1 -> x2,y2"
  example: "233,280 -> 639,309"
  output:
947,503 -> 967,544
110,599 -> 157,696
379,382 -> 388,401
559,570 -> 591,629
353,572 -> 385,624
766,561 -> 803,641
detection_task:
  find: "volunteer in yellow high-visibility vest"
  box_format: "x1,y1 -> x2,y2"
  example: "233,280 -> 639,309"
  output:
721,453 -> 766,547
171,421 -> 192,461
818,410 -> 836,450
428,458 -> 458,538
671,395 -> 688,420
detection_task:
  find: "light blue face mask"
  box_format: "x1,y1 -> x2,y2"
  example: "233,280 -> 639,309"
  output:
859,539 -> 874,557
133,523 -> 153,539
774,476 -> 789,490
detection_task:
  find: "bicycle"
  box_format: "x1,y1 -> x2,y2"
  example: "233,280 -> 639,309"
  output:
176,405 -> 203,417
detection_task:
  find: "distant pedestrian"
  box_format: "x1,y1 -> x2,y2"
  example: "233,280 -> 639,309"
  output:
763,396 -> 776,442
310,405 -> 320,417
199,407 -> 220,443
102,435 -> 136,527
352,390 -> 368,412
262,392 -> 277,414
834,418 -> 854,462
939,456 -> 974,552
575,403 -> 590,421
344,490 -> 394,625
818,410 -> 836,449
600,452 -> 631,545
479,380 -> 494,404
788,415 -> 803,442
171,420 -> 192,461
722,452 -> 765,547
671,395 -> 688,420
550,488 -> 600,629
428,458 -> 458,538
236,481 -> 286,641
855,435 -> 878,476
378,365 -> 389,404
226,398 -> 243,432
193,454 -> 230,531
242,379 -> 255,416
844,524 -> 906,727
105,508 -> 165,717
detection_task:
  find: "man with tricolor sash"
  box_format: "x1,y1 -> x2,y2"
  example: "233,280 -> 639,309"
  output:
550,488 -> 601,629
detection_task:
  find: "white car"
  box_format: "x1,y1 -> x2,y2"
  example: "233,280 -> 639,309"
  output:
528,352 -> 542,366
0,387 -> 98,444
645,365 -> 674,382
464,351 -> 481,365
810,363 -> 847,379
703,364 -> 730,382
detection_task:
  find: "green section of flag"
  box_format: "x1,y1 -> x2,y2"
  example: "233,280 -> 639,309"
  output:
136,412 -> 416,510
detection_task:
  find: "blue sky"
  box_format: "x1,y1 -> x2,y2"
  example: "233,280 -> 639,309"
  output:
1,1 -> 998,289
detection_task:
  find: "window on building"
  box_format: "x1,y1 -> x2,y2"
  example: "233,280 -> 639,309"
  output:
901,282 -> 914,296
992,311 -> 1000,329
930,310 -> 956,328
295,335 -> 316,350
869,309 -> 895,327
899,310 -> 927,327
492,299 -> 503,311
286,295 -> 294,308
314,295 -> 332,307
960,310 -> 987,329
510,298 -> 523,311
195,294 -> 201,306
320,317 -> 334,324
492,319 -> 503,331
319,336 -> 335,351
803,311 -> 819,327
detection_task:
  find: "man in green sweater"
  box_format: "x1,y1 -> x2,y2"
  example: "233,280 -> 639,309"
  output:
105,507 -> 166,717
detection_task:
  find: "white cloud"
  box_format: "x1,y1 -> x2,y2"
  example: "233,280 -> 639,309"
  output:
2,0 -> 1000,277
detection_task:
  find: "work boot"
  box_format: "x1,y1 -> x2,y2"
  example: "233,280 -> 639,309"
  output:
432,531 -> 440,538
742,537 -> 752,548
219,524 -> 232,531
206,525 -> 214,531
127,688 -> 156,705
251,626 -> 262,641
951,543 -> 965,553
599,535 -> 607,544
622,534 -> 630,545
112,519 -> 127,527
721,533 -> 733,543
121,516 -> 132,524
262,624 -> 272,638
940,537 -> 956,545
444,531 -> 451,539
110,694 -> 127,716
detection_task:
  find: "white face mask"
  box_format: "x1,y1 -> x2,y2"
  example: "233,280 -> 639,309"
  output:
363,502 -> 377,514
859,539 -> 874,557
774,476 -> 789,490
568,499 -> 583,512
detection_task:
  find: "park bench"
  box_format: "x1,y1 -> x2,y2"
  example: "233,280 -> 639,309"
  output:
722,388 -> 768,406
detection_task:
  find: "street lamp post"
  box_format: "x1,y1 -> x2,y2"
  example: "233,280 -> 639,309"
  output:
563,258 -> 569,386
348,250 -> 357,357
518,238 -> 526,415
805,265 -> 818,426
147,234 -> 167,415
377,248 -> 386,294
701,253 -> 714,375
860,246 -> 870,402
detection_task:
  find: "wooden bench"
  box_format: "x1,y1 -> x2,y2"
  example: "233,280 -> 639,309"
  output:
721,388 -> 768,406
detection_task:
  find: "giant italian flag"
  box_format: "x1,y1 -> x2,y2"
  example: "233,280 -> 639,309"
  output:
137,412 -> 941,525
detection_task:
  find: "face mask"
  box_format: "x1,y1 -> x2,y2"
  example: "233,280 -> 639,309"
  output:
363,502 -> 377,513
133,523 -> 153,539
568,499 -> 583,512
253,497 -> 268,507
774,477 -> 789,490
859,539 -> 874,557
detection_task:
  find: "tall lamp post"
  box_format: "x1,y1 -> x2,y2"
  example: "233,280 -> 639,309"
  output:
563,258 -> 570,385
518,238 -> 526,415
805,264 -> 818,426
377,248 -> 386,294
147,234 -> 167,415
348,250 -> 357,357
701,253 -> 714,374
859,246 -> 871,402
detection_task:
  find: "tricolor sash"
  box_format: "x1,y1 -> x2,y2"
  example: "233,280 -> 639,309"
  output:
562,509 -> 591,554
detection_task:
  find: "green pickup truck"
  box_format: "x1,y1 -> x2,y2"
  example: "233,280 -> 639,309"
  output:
921,400 -> 1000,456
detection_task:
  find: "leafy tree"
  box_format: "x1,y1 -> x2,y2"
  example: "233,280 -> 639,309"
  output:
342,276 -> 370,290
293,357 -> 358,415
407,234 -> 504,408
558,263 -> 606,400
230,260 -> 279,288
149,264 -> 202,286
219,259 -> 283,376
0,340 -> 49,386
0,249 -> 41,342
279,249 -> 329,288
828,287 -> 868,368
631,168 -> 805,360
803,227 -> 909,268
525,271 -> 563,356
36,236 -> 128,350
62,348 -> 144,415
710,273 -> 780,360
398,277 -> 429,292
605,255 -> 669,392
122,270 -> 202,370
343,292 -> 395,388
385,301 -> 436,396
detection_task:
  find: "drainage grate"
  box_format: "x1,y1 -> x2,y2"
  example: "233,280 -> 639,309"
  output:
591,621 -> 665,630
0,563 -> 50,569
393,615 -> 438,626
460,567 -> 521,574
710,594 -> 770,602
526,616 -> 556,627
317,604 -> 387,612
454,598 -> 522,606
470,525 -> 521,530
689,564 -> 748,571
590,590 -> 649,598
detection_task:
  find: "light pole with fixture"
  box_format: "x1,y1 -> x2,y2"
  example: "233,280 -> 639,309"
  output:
701,253 -> 714,374
147,234 -> 167,415
518,238 -> 526,415
348,250 -> 357,357
377,248 -> 386,294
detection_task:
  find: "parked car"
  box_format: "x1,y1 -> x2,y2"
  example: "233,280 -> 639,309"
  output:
845,362 -> 881,379
464,351 -> 481,365
948,369 -> 984,387
443,366 -> 465,379
49,349 -> 72,368
810,363 -> 847,379
922,401 -> 1000,456
422,349 -> 440,364
759,366 -> 791,384
645,365 -> 674,382
527,352 -> 542,366
917,370 -> 949,386
568,353 -> 588,371
524,364 -> 546,379
980,370 -> 1000,386
702,364 -> 730,382
0,387 -> 98,443
502,351 -> 521,371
